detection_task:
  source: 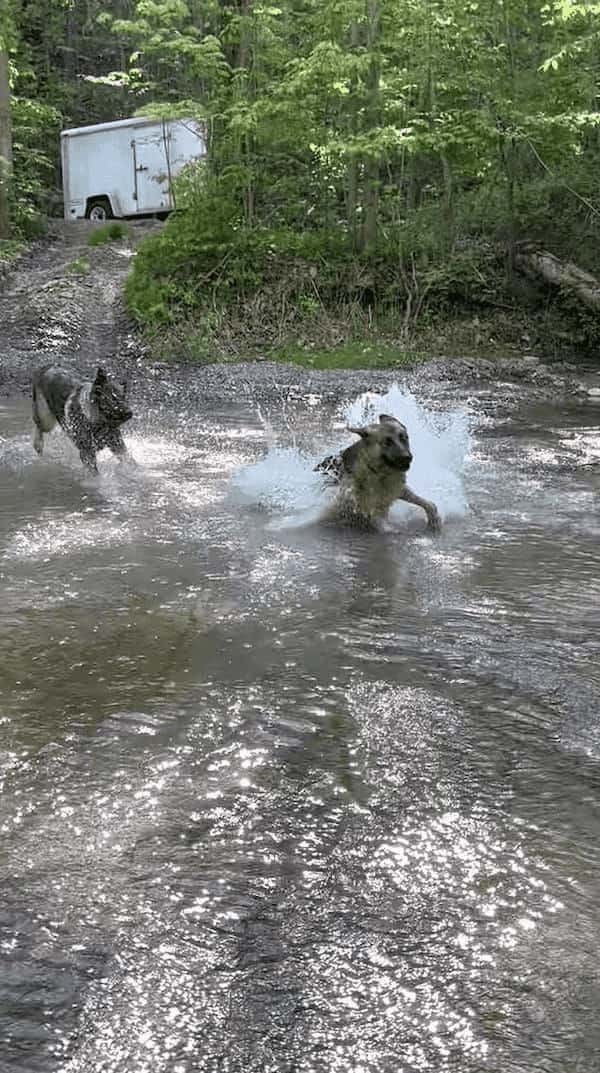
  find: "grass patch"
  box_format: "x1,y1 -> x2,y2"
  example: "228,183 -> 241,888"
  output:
66,256 -> 91,275
269,342 -> 426,369
134,324 -> 432,368
88,222 -> 129,246
136,317 -> 431,369
0,239 -> 25,263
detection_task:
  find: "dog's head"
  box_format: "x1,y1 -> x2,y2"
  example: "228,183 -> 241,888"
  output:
91,367 -> 132,426
348,413 -> 413,472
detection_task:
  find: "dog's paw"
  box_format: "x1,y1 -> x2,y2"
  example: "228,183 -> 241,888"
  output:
427,507 -> 442,533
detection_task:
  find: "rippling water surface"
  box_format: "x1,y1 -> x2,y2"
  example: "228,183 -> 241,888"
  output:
1,381 -> 599,1073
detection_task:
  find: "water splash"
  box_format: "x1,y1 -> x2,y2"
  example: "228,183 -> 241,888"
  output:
231,445 -> 329,529
231,384 -> 471,529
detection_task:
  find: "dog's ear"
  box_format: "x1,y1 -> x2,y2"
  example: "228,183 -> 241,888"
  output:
94,367 -> 107,385
347,425 -> 371,440
379,413 -> 408,434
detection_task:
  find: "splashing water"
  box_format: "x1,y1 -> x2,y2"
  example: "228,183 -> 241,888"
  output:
230,445 -> 330,529
231,384 -> 471,529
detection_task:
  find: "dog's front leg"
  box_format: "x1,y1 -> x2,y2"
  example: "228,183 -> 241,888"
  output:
104,429 -> 131,463
33,425 -> 44,456
400,485 -> 442,532
80,446 -> 98,474
74,428 -> 98,474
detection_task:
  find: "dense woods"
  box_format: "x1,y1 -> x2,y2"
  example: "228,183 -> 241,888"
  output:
2,0 -> 600,356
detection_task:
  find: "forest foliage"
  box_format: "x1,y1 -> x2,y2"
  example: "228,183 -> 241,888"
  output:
2,0 -> 600,353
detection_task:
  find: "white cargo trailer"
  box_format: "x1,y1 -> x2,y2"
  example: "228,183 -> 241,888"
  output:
61,116 -> 206,221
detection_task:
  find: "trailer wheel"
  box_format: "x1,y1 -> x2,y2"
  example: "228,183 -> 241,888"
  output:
85,198 -> 113,222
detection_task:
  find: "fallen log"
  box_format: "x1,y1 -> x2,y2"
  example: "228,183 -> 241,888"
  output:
513,244 -> 600,313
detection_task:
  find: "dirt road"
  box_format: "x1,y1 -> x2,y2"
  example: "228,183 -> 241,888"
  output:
0,220 -> 160,398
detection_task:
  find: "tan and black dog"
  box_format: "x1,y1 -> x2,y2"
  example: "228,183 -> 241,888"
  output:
315,413 -> 441,532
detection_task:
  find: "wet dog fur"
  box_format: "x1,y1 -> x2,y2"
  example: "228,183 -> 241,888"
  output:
315,413 -> 441,532
32,364 -> 132,473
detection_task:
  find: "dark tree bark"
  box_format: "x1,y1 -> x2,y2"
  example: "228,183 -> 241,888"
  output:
361,1 -> 381,253
0,44 -> 12,238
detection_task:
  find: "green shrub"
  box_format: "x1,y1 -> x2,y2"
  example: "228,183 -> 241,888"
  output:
125,154 -> 600,358
10,97 -> 61,238
0,239 -> 25,263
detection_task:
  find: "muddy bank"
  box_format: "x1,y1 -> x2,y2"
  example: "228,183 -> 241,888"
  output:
0,222 -> 595,411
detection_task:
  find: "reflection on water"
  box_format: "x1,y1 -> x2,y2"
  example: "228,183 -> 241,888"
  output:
0,386 -> 600,1073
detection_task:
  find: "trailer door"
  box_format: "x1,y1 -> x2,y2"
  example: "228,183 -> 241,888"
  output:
132,133 -> 172,213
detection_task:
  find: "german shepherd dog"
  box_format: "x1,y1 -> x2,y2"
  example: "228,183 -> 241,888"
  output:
32,364 -> 133,473
315,413 -> 441,532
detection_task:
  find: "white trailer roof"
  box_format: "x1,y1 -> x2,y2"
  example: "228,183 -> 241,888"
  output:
61,117 -> 200,139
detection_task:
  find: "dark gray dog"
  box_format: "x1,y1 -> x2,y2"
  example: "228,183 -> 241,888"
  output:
315,413 -> 441,531
32,364 -> 132,473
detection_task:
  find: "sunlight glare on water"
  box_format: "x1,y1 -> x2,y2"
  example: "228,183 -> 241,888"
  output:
1,386 -> 600,1073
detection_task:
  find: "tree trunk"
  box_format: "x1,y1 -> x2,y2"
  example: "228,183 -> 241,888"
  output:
0,45 -> 12,239
514,245 -> 600,313
346,20 -> 360,247
441,152 -> 453,233
500,3 -> 517,276
361,1 -> 381,253
497,130 -> 517,276
235,0 -> 255,226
